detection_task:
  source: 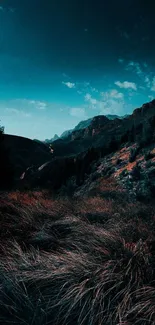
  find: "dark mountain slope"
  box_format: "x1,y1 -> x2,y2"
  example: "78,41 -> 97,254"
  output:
3,134 -> 52,177
19,99 -> 155,197
44,114 -> 126,143
51,100 -> 155,157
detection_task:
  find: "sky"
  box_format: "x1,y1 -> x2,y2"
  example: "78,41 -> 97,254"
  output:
0,0 -> 155,140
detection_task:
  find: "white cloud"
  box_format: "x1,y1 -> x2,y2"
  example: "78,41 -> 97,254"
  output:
101,89 -> 124,100
5,107 -> 31,118
29,100 -> 47,110
139,86 -> 146,90
83,88 -> 126,116
118,58 -> 124,64
85,94 -> 91,101
36,101 -> 47,110
99,99 -> 125,116
125,60 -> 155,92
109,89 -> 124,99
85,93 -> 98,105
99,88 -> 126,115
76,82 -> 99,97
29,100 -> 35,104
62,73 -> 70,79
70,108 -> 86,118
2,98 -> 48,121
117,59 -> 155,100
115,81 -> 137,91
62,81 -> 75,89
4,98 -> 47,111
83,82 -> 90,87
91,98 -> 98,105
151,77 -> 155,92
148,95 -> 154,101
144,76 -> 151,88
6,108 -> 19,114
126,61 -> 144,78
90,87 -> 98,93
125,60 -> 155,94
37,102 -> 47,110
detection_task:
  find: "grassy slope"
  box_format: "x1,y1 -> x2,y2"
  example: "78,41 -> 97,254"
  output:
0,178 -> 155,324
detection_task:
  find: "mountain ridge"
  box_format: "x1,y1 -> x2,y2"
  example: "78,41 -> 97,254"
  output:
44,114 -> 128,143
1,98 -> 155,196
49,99 -> 155,158
16,98 -> 155,202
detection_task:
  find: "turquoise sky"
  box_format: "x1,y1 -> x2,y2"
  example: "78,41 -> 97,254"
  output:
0,0 -> 155,140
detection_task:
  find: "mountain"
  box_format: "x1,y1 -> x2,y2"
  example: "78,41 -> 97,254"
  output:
73,118 -> 93,131
44,114 -> 126,143
20,99 -> 155,201
60,129 -> 73,138
50,100 -> 155,157
106,114 -> 129,120
45,134 -> 59,143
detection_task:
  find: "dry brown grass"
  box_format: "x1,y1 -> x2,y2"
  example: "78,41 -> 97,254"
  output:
0,185 -> 155,324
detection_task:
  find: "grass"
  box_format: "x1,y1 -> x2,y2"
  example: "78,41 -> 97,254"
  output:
0,181 -> 155,324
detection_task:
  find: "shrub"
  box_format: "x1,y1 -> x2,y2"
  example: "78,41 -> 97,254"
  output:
131,163 -> 141,181
116,158 -> 122,165
90,171 -> 100,181
135,180 -> 152,202
59,177 -> 77,197
106,166 -> 116,177
129,146 -> 140,163
145,151 -> 154,161
145,160 -> 154,168
120,169 -> 128,178
108,136 -> 119,153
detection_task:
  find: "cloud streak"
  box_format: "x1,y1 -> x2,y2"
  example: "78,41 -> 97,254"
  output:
62,82 -> 75,89
118,59 -> 155,94
83,87 -> 128,116
115,81 -> 137,91
70,107 -> 86,118
109,89 -> 124,99
151,77 -> 155,92
29,100 -> 47,110
85,93 -> 98,105
126,61 -> 143,77
5,107 -> 31,118
99,88 -> 128,115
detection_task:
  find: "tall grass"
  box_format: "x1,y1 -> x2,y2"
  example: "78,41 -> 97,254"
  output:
0,188 -> 155,324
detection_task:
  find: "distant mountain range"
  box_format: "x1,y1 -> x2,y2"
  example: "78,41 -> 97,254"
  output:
18,98 -> 155,198
44,100 -> 155,157
2,98 -> 155,195
44,114 -> 129,143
